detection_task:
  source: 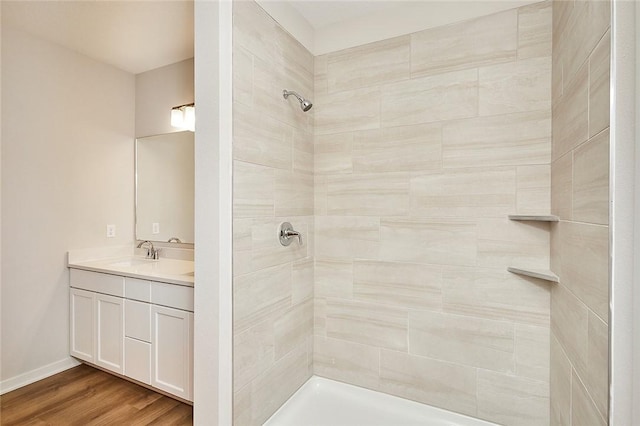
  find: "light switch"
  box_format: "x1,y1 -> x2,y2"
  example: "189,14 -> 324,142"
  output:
106,224 -> 116,238
152,223 -> 160,234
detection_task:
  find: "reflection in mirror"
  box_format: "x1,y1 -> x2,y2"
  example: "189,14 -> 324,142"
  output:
136,131 -> 194,244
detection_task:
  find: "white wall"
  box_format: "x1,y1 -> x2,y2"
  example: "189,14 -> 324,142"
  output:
0,25 -> 135,388
135,58 -> 194,138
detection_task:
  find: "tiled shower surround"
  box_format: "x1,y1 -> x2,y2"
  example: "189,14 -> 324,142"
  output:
232,1 -> 610,425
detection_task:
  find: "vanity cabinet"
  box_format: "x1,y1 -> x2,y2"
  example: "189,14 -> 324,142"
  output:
69,268 -> 193,401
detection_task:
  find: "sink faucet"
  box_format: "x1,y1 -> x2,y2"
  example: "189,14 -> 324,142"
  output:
136,240 -> 157,259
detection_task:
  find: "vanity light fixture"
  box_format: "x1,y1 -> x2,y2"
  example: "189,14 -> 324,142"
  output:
170,103 -> 195,132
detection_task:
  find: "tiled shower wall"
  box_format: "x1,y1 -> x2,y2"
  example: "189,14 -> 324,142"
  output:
313,2 -> 553,425
550,1 -> 610,425
232,2 -> 315,425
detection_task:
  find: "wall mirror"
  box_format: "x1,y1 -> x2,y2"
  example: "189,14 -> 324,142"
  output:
136,131 -> 194,244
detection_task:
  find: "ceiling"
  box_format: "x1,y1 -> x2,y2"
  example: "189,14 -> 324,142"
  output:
286,1 -> 416,29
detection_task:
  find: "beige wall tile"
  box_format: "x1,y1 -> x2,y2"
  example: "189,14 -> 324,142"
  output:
234,319 -> 275,390
443,267 -> 550,326
479,57 -> 551,116
327,172 -> 410,216
314,132 -> 353,175
234,263 -> 292,333
234,383 -> 252,426
314,175 -> 327,216
352,124 -> 442,173
293,130 -> 313,174
477,218 -> 550,269
327,35 -> 410,93
314,297 -> 327,336
410,168 -> 516,218
274,170 -> 314,217
233,161 -> 274,218
234,102 -> 293,170
477,370 -> 549,426
292,257 -> 314,305
550,333 -> 571,426
326,299 -> 407,351
517,165 -> 551,215
582,311 -> 608,419
379,349 -> 477,417
315,86 -> 380,135
234,218 -> 253,276
410,9 -> 517,77
550,282 -> 588,372
552,0 -> 574,43
443,110 -> 551,168
250,344 -> 311,425
589,30 -> 610,138
518,1 -> 552,59
515,324 -> 550,382
315,216 -> 379,259
315,258 -> 353,299
409,310 -> 514,373
314,335 -> 380,390
314,54 -> 328,96
354,260 -> 442,310
233,1 -> 279,66
552,60 -> 588,161
250,218 -> 308,272
233,45 -> 254,106
381,69 -> 478,128
559,221 -> 609,319
572,371 -> 607,426
551,152 -> 573,220
572,130 -> 609,225
274,300 -> 313,359
379,219 -> 477,266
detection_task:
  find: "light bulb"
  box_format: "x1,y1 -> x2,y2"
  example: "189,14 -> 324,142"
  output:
171,108 -> 184,128
184,106 -> 195,132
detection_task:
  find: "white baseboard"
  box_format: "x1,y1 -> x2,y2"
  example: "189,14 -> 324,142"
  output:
1,357 -> 81,395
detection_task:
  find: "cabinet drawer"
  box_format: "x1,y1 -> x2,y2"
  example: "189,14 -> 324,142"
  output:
70,269 -> 124,297
124,337 -> 151,385
124,300 -> 151,342
125,278 -> 151,302
151,282 -> 193,312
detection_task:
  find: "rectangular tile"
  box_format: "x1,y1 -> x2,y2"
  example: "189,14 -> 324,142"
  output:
234,319 -> 274,390
477,370 -> 549,426
314,175 -> 327,216
517,165 -> 551,215
550,282 -> 588,372
233,161 -> 274,218
314,54 -> 328,96
354,260 -> 442,310
274,170 -> 314,217
409,311 -> 514,373
582,311 -> 608,419
315,258 -> 353,299
315,216 -> 379,259
443,110 -> 551,168
559,221 -> 609,319
550,333 -> 571,426
589,30 -> 610,138
551,152 -> 572,220
315,86 -> 380,135
379,349 -> 477,417
313,335 -> 380,390
573,130 -> 609,225
410,168 -> 516,218
274,300 -> 313,360
381,69 -> 478,128
234,263 -> 291,332
479,57 -> 551,116
327,35 -> 410,92
552,62 -> 588,161
293,130 -> 313,174
233,45 -> 253,106
314,132 -> 353,175
411,9 -> 517,77
352,124 -> 442,173
518,1 -> 552,60
572,371 -> 607,426
291,257 -> 313,305
477,218 -> 550,269
515,324 -> 550,382
443,267 -> 550,326
326,299 -> 407,351
380,219 -> 477,266
233,218 -> 253,276
233,383 -> 252,426
327,172 -> 410,216
233,1 -> 279,66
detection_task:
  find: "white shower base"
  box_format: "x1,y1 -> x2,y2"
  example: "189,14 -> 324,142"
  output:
264,376 -> 497,426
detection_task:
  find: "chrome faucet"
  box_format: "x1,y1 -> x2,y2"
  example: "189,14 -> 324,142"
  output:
137,240 -> 159,259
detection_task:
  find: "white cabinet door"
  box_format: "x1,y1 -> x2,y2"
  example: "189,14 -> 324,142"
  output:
95,293 -> 124,374
124,337 -> 151,384
151,305 -> 193,401
70,288 -> 95,362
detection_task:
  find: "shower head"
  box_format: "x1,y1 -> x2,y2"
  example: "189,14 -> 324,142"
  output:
283,89 -> 313,112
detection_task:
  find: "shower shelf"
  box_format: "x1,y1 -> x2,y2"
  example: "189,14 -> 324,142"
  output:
507,267 -> 559,283
508,214 -> 559,222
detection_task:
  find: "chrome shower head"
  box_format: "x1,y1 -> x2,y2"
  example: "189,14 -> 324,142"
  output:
283,89 -> 313,112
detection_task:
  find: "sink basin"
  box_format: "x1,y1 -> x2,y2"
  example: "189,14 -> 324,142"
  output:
108,258 -> 154,267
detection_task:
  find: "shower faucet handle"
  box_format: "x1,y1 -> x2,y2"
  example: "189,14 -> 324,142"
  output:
279,222 -> 303,246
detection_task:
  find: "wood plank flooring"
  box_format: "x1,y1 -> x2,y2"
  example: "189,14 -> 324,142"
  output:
0,364 -> 192,425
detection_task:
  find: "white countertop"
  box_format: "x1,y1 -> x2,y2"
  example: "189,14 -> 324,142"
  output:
68,247 -> 194,286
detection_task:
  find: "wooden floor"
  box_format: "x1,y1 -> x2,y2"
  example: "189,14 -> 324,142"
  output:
0,364 -> 192,425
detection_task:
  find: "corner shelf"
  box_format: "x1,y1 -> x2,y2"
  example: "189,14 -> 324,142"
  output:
507,267 -> 559,283
508,214 -> 559,222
